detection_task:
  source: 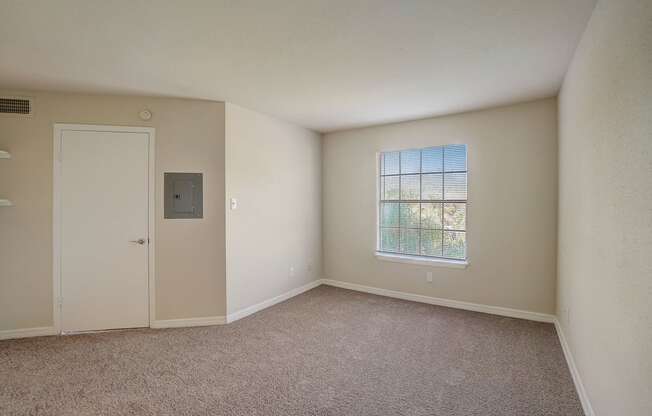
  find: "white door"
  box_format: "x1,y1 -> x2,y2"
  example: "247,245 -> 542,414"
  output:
60,127 -> 151,332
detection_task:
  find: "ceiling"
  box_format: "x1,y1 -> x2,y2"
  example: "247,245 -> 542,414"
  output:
0,0 -> 596,132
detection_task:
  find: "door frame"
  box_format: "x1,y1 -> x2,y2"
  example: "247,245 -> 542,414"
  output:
52,124 -> 156,334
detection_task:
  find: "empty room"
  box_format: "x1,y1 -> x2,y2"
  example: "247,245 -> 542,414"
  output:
1,1 -> 650,415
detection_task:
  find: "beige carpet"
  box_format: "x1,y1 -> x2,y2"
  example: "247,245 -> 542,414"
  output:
0,285 -> 583,415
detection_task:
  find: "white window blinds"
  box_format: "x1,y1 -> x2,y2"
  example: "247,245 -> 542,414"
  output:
378,145 -> 467,260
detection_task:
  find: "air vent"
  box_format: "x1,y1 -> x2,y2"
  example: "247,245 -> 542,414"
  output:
0,97 -> 32,115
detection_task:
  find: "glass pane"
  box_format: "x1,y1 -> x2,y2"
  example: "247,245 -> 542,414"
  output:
400,229 -> 419,255
444,203 -> 466,230
421,173 -> 443,200
444,144 -> 467,172
400,149 -> 421,174
380,228 -> 399,252
380,203 -> 399,227
444,172 -> 467,200
421,203 -> 442,229
443,231 -> 466,259
400,175 -> 420,200
382,152 -> 399,175
420,229 -> 443,257
422,147 -> 443,173
400,203 -> 420,228
382,176 -> 399,200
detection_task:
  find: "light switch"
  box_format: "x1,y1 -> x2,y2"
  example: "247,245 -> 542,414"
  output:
230,198 -> 238,210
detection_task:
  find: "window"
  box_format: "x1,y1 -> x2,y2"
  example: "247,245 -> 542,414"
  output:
378,145 -> 467,261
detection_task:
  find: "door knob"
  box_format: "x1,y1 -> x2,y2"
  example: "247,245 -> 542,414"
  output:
129,238 -> 146,245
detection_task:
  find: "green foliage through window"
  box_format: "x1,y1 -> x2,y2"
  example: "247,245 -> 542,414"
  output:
378,145 -> 467,260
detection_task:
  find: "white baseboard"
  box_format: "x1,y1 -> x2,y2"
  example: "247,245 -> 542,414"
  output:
0,326 -> 58,341
150,316 -> 226,329
227,279 -> 322,323
554,319 -> 594,416
320,279 -> 556,323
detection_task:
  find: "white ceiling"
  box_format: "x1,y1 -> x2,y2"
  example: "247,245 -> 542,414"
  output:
0,0 -> 595,132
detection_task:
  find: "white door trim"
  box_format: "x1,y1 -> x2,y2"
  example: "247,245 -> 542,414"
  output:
52,124 -> 156,334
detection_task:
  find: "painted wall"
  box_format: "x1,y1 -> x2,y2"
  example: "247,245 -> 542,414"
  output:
225,103 -> 321,315
0,91 -> 226,330
322,98 -> 558,314
557,0 -> 652,415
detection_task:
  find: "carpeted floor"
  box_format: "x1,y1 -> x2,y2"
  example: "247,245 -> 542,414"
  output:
0,285 -> 583,416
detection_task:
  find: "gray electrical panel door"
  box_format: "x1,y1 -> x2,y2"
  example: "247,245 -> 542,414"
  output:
164,173 -> 203,218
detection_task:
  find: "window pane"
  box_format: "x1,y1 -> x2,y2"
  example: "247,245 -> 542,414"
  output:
382,176 -> 399,200
379,145 -> 467,261
400,229 -> 419,255
380,228 -> 399,252
444,144 -> 467,172
422,147 -> 443,173
400,175 -> 420,200
382,152 -> 399,175
443,231 -> 466,259
400,203 -> 420,228
421,203 -> 442,229
444,172 -> 467,200
380,203 -> 399,227
443,203 -> 466,230
421,173 -> 443,200
421,229 -> 443,257
400,149 -> 421,174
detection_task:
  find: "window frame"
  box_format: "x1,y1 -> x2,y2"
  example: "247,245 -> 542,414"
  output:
376,145 -> 468,263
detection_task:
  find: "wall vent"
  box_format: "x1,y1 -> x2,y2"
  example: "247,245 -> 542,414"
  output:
0,97 -> 32,115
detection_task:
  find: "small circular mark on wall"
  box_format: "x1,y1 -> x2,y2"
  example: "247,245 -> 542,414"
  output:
139,109 -> 152,121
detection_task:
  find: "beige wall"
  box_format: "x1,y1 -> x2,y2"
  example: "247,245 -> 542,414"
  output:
323,98 -> 558,314
0,91 -> 226,330
557,1 -> 652,415
225,103 -> 321,314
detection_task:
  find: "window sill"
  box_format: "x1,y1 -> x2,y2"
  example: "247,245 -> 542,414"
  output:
374,252 -> 468,269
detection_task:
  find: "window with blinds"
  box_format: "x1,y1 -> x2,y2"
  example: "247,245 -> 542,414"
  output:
378,144 -> 467,260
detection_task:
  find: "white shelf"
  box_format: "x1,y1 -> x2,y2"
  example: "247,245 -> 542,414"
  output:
1,152 -> 12,205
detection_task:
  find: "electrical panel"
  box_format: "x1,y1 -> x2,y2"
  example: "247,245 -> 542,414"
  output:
164,173 -> 203,219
